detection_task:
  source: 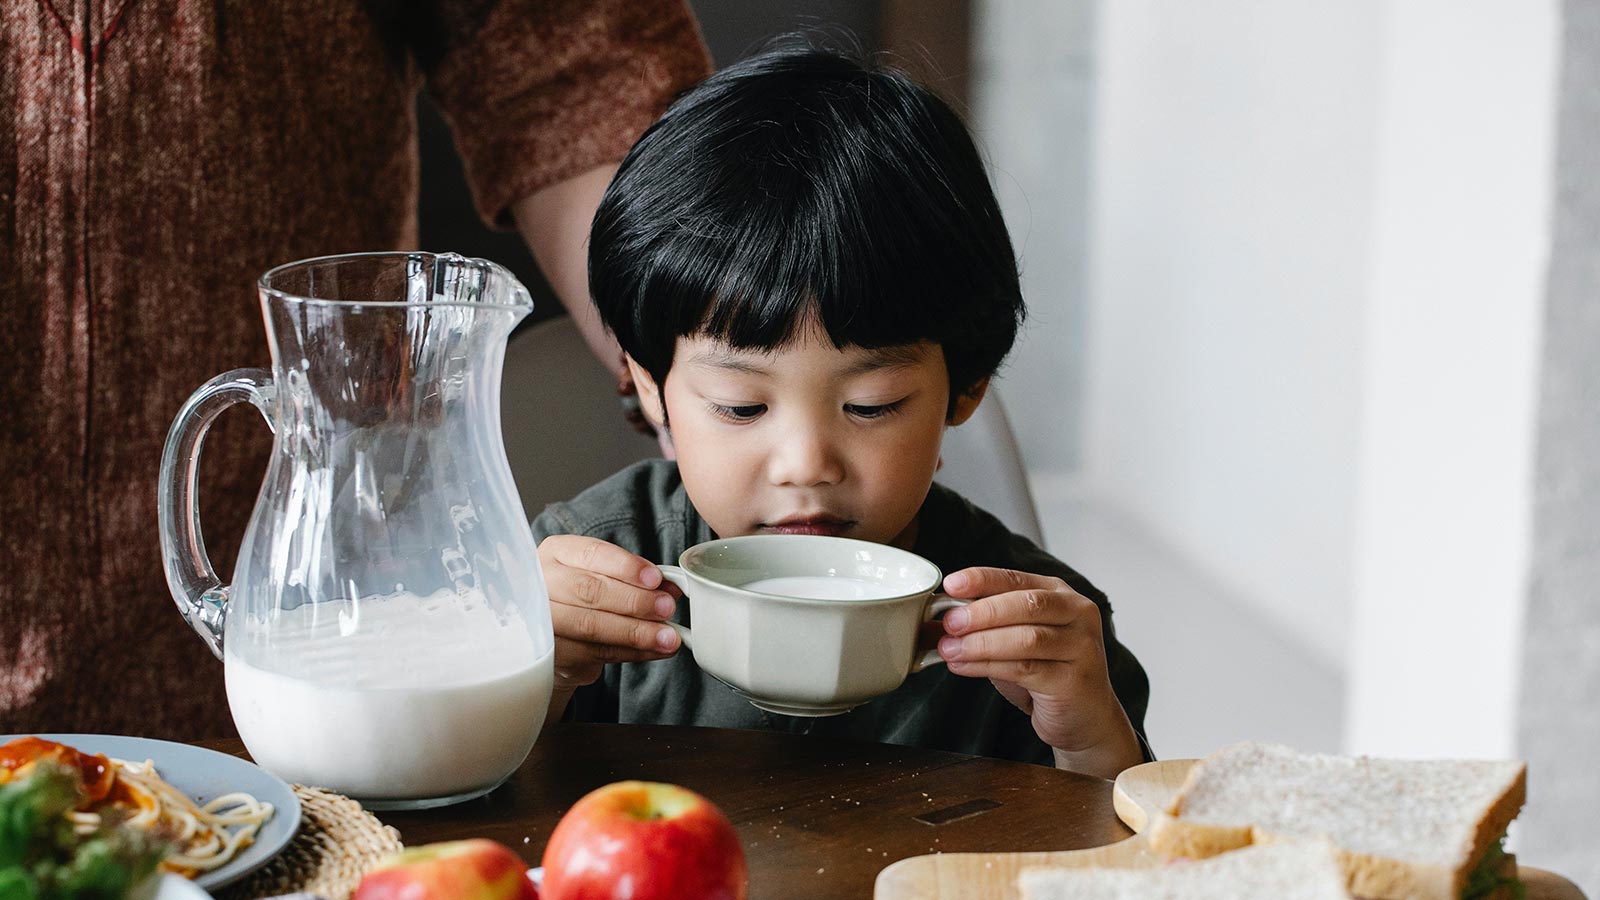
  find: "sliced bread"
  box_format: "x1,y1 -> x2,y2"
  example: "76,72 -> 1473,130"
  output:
1147,742 -> 1526,900
1018,841 -> 1352,900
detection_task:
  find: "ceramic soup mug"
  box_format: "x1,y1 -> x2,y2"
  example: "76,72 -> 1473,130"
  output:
659,534 -> 968,716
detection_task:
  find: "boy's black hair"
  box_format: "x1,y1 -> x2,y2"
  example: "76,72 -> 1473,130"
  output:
588,41 -> 1025,407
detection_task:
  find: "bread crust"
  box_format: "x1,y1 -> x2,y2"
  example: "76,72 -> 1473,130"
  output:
1147,744 -> 1527,900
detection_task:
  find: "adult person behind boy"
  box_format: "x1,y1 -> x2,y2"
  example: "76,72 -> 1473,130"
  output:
533,46 -> 1152,778
0,0 -> 709,740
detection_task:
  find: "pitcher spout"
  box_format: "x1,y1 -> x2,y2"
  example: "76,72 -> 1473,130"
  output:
425,252 -> 534,325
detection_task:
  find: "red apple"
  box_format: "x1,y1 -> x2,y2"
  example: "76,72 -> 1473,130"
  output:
541,781 -> 747,900
352,838 -> 538,900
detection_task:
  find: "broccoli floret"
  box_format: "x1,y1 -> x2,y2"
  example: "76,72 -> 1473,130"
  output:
0,763 -> 169,900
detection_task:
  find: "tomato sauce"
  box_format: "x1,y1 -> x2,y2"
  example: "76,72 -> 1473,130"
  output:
0,735 -> 118,803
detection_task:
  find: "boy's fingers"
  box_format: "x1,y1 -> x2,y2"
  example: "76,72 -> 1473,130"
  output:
552,659 -> 603,690
555,636 -> 676,670
943,567 -> 1067,598
943,589 -> 1099,635
940,621 -> 1098,665
944,657 -> 1072,689
544,534 -> 664,589
552,566 -> 676,620
552,604 -> 681,654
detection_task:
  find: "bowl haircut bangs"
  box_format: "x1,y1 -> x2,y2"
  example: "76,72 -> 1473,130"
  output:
589,44 -> 1025,408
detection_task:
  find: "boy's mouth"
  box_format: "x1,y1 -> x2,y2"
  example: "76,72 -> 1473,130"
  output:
759,515 -> 855,537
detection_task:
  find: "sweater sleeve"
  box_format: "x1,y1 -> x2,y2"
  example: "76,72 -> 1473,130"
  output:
419,0 -> 711,228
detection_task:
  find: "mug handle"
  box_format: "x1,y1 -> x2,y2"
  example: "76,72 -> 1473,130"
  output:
658,565 -> 693,650
911,594 -> 971,673
157,368 -> 276,661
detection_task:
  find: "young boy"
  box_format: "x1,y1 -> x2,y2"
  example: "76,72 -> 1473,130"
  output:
532,45 -> 1150,778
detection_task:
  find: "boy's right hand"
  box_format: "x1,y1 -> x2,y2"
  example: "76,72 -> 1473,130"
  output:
539,535 -> 682,693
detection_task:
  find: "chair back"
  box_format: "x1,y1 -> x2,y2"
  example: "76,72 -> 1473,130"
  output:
933,392 -> 1045,545
500,316 -> 657,517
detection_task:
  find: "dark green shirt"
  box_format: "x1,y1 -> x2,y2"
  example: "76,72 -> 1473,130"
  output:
532,460 -> 1151,766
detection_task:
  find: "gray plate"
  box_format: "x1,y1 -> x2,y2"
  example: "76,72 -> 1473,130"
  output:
4,733 -> 301,891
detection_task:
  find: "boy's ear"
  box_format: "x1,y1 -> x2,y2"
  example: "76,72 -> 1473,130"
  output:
947,378 -> 990,427
625,354 -> 668,427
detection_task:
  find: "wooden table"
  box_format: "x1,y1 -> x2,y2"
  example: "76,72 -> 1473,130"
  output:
206,725 -> 1588,899
216,722 -> 1130,899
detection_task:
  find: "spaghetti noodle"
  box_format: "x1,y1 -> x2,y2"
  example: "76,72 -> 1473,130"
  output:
1,737 -> 275,878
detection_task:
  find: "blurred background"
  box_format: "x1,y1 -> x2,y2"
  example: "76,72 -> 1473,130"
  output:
420,0 -> 1597,891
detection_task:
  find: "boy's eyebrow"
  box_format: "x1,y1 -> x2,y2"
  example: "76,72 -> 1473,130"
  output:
688,346 -> 772,374
841,345 -> 930,376
688,343 -> 931,376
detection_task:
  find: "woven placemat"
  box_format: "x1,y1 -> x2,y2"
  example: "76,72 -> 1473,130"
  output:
216,785 -> 403,900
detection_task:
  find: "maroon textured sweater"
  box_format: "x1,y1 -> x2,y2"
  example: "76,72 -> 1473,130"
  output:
0,0 -> 709,739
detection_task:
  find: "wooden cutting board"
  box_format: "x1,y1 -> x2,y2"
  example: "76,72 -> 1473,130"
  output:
874,758 -> 1587,900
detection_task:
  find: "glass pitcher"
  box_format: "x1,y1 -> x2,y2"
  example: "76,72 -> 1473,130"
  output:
158,252 -> 554,809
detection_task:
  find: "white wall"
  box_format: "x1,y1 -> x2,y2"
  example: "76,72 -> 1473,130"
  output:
1081,2 -> 1381,668
970,0 -> 1097,473
1345,1 -> 1557,760
979,0 -> 1585,881
1518,2 -> 1600,887
982,0 -> 1559,759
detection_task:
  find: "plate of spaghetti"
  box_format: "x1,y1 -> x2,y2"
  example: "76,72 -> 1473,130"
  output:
0,733 -> 300,891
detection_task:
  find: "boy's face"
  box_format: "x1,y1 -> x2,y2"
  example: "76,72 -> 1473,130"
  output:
628,318 -> 985,549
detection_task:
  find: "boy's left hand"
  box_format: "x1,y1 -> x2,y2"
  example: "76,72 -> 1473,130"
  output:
938,567 -> 1143,780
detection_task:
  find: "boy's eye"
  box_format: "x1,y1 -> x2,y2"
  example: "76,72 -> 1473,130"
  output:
709,402 -> 766,422
845,400 -> 906,419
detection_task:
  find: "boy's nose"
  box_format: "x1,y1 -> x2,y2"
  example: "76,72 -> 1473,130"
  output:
767,429 -> 845,487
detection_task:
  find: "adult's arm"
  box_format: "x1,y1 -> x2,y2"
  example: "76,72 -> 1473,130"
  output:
513,162 -> 676,454
511,163 -> 625,379
421,0 -> 710,371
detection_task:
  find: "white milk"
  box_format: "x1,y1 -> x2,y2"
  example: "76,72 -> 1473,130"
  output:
741,575 -> 900,601
224,589 -> 552,802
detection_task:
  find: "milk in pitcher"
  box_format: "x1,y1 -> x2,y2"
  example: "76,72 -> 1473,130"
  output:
225,588 -> 552,804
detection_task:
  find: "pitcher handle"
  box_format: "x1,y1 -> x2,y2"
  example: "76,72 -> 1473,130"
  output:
157,368 -> 276,661
911,594 -> 971,673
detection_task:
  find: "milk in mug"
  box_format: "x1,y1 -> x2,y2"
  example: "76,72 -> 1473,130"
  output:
740,575 -> 899,600
225,588 -> 552,802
